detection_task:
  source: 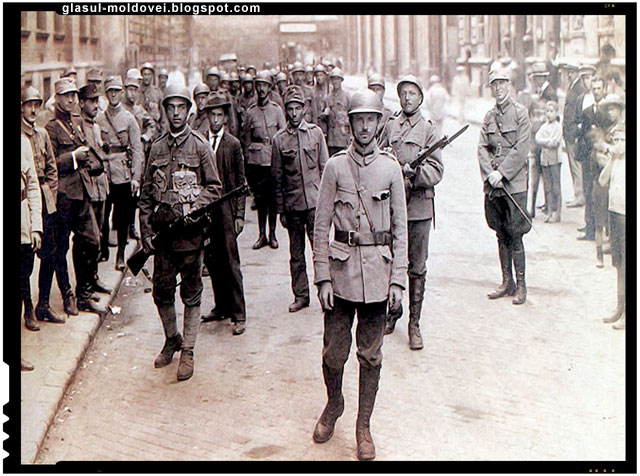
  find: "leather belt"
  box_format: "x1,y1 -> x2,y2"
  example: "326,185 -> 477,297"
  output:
334,230 -> 391,247
108,145 -> 129,153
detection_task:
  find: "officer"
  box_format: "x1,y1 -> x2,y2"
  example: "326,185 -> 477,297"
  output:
478,68 -> 532,305
86,68 -> 109,112
139,84 -> 222,381
97,76 -> 144,270
78,83 -> 113,298
272,85 -> 329,313
322,68 -> 351,156
140,62 -> 164,125
242,70 -> 286,250
158,68 -> 169,95
121,75 -> 157,162
200,91 -> 248,335
381,74 -> 444,350
21,85 -> 65,325
367,73 -> 393,145
290,61 -> 315,124
188,83 -> 211,135
45,77 -> 103,315
312,89 -> 408,461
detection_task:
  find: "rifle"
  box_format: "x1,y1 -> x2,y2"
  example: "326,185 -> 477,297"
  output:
126,183 -> 250,276
408,124 -> 469,170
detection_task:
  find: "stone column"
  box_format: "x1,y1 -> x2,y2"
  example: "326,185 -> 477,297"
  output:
356,16 -> 363,73
383,15 -> 396,78
397,15 -> 411,75
415,16 -> 430,79
584,15 -> 599,58
364,15 -> 372,74
372,15 -> 383,75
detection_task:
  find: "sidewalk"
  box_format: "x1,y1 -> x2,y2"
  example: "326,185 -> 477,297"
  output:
20,236 -> 137,463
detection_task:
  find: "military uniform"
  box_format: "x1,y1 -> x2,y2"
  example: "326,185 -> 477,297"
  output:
324,88 -> 351,156
478,70 -> 532,305
312,91 -> 408,461
122,90 -> 156,150
97,76 -> 144,269
188,110 -> 210,136
272,89 -> 329,309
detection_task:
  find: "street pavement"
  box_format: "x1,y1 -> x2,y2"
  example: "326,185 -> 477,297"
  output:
31,114 -> 626,463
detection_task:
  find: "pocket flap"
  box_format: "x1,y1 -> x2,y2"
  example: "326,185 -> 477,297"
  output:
334,187 -> 357,207
329,240 -> 351,261
178,157 -> 200,168
152,157 -> 170,168
379,245 -> 393,263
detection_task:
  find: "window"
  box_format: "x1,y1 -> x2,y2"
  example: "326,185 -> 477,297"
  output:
79,16 -> 88,40
36,11 -> 47,30
90,16 -> 98,39
54,14 -> 66,40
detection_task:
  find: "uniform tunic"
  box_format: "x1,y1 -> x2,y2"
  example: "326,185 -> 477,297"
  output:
324,89 -> 351,150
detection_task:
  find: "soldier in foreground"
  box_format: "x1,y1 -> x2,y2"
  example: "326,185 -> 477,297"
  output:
478,68 -> 532,305
139,84 -> 222,381
312,89 -> 408,461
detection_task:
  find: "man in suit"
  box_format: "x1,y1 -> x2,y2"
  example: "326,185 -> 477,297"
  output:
562,60 -> 586,208
200,91 -> 248,335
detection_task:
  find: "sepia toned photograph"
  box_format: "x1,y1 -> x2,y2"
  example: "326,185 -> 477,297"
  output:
12,3 -> 632,469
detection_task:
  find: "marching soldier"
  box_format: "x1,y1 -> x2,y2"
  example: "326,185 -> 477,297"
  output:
86,68 -> 109,112
381,74 -> 444,350
304,64 -> 315,87
322,68 -> 351,156
205,66 -> 222,92
272,85 -> 329,313
367,73 -> 393,145
21,85 -> 65,326
140,62 -> 164,125
200,91 -> 248,334
478,68 -> 532,305
269,73 -> 286,112
188,83 -> 211,135
237,73 -> 257,132
45,77 -> 103,314
78,83 -> 113,297
158,68 -> 169,95
243,70 -> 286,250
290,61 -> 315,124
122,75 -> 157,161
97,76 -> 144,270
312,89 -> 408,461
312,64 -> 330,136
138,84 -> 222,381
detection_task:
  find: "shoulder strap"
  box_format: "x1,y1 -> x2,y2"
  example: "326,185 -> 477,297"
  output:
491,109 -> 515,148
55,118 -> 85,146
345,152 -> 377,233
105,110 -> 127,148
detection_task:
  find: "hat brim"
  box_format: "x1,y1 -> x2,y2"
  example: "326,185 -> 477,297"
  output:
56,87 -> 79,95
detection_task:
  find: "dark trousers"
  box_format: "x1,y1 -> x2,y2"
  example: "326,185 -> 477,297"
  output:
408,219 -> 432,278
529,149 -> 543,212
152,249 -> 204,307
246,164 -> 277,237
203,205 -> 246,322
322,297 -> 387,371
582,161 -> 595,238
102,182 -> 134,251
541,163 -> 562,215
21,244 -> 35,308
285,209 -> 315,301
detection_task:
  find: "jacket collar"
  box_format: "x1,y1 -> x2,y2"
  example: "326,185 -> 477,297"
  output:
168,125 -> 191,148
349,141 -> 379,166
495,95 -> 514,115
21,118 -> 35,136
399,109 -> 423,127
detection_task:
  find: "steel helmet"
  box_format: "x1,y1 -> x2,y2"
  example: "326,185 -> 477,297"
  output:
254,70 -> 273,85
241,73 -> 254,83
162,83 -> 193,110
193,83 -> 211,99
229,71 -> 240,82
158,68 -> 169,78
21,86 -> 43,105
329,68 -> 344,80
275,72 -> 288,83
126,68 -> 143,80
348,89 -> 383,116
314,64 -> 327,74
397,74 -> 424,100
206,67 -> 221,78
305,65 -> 314,74
290,61 -> 305,74
140,62 -> 155,73
221,72 -> 231,83
124,76 -> 140,88
367,73 -> 385,89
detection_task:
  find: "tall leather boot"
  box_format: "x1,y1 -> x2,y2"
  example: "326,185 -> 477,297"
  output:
512,242 -> 527,305
75,243 -> 100,313
253,206 -> 268,249
23,300 -> 40,331
154,304 -> 182,368
313,363 -> 345,443
268,209 -> 278,249
488,241 -> 516,299
356,365 -> 381,461
36,259 -> 67,323
408,276 -> 425,350
115,224 -> 128,271
177,305 -> 200,381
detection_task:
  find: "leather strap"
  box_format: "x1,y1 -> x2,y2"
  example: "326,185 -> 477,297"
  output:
334,229 -> 391,247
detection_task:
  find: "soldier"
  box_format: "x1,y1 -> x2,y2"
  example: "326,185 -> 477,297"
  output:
21,85 -> 65,325
220,72 -> 231,91
246,64 -> 257,77
237,73 -> 257,131
322,68 -> 351,156
424,75 -> 450,137
229,71 -> 241,99
367,73 -> 393,145
138,84 -> 222,381
45,77 -> 103,314
304,64 -> 315,86
312,89 -> 408,461
478,68 -> 532,305
313,64 -> 330,136
205,67 -> 222,92
139,62 -> 164,126
158,68 -> 169,95
200,91 -> 248,334
381,74 -> 444,350
78,83 -> 113,297
272,86 -> 329,313
290,61 -> 315,124
269,73 -> 286,112
121,76 -> 157,161
243,70 -> 286,250
97,76 -> 144,270
562,60 -> 586,210
86,68 -> 109,112
188,83 -> 211,135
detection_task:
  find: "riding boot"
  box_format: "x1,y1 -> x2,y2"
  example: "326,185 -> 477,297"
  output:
253,206 -> 268,249
268,209 -> 278,249
154,304 -> 182,368
356,365 -> 381,461
512,243 -> 527,305
115,224 -> 128,270
313,363 -> 345,443
408,276 -> 425,350
488,241 -> 516,299
74,243 -> 100,312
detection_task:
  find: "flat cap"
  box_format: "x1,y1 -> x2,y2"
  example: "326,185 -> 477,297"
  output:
529,62 -> 549,77
104,75 -> 124,91
488,68 -> 510,84
86,68 -> 103,82
55,77 -> 79,95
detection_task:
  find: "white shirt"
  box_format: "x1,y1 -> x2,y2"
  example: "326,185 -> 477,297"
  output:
209,126 -> 224,155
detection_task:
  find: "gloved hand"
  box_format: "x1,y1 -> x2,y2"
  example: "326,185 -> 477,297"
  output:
487,170 -> 504,188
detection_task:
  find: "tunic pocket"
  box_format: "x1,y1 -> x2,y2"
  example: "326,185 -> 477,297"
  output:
329,240 -> 351,262
334,187 -> 357,209
303,146 -> 318,169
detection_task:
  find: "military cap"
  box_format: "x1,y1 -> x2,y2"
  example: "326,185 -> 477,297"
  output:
158,68 -> 169,78
62,67 -> 78,78
529,62 -> 549,77
488,68 -> 510,84
104,75 -> 124,91
203,90 -> 231,111
229,71 -> 240,82
397,74 -> 424,98
221,72 -> 231,83
162,83 -> 192,109
367,73 -> 385,89
79,83 -> 100,101
206,66 -> 221,78
600,93 -> 625,110
241,73 -> 254,83
314,64 -> 327,74
348,89 -> 383,116
283,85 -> 305,106
254,70 -> 273,85
290,61 -> 305,74
579,63 -> 597,74
124,76 -> 140,88
275,72 -> 288,83
21,86 -> 43,105
86,68 -> 103,82
321,59 -> 331,69
193,83 -> 211,99
329,68 -> 344,80
140,62 -> 155,73
305,65 -> 314,74
55,77 -> 79,95
126,68 -> 143,80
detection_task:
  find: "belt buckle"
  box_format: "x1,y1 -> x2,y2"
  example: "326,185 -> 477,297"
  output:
347,230 -> 356,247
